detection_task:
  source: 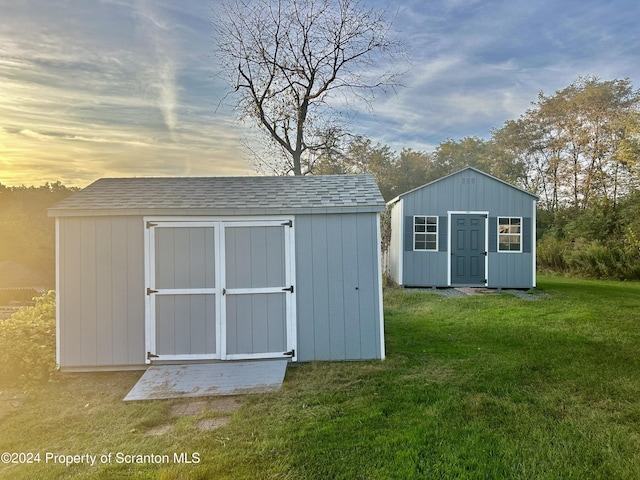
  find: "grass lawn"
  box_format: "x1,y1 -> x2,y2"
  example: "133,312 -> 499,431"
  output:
2,275 -> 640,479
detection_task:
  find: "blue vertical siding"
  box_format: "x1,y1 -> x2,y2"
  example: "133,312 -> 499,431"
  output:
295,213 -> 382,361
59,216 -> 145,369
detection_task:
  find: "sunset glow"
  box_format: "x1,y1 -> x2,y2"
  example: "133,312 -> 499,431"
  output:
1,0 -> 638,187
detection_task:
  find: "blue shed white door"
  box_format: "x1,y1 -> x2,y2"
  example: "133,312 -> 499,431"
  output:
144,219 -> 296,363
449,213 -> 488,286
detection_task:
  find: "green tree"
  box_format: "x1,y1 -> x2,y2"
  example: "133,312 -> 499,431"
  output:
434,136 -> 527,187
314,137 -> 435,201
493,77 -> 640,212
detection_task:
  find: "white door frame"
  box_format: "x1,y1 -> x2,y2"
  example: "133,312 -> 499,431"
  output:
144,216 -> 297,363
447,211 -> 489,287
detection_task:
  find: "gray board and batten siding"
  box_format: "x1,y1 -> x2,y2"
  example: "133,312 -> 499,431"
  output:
49,175 -> 386,372
387,167 -> 538,289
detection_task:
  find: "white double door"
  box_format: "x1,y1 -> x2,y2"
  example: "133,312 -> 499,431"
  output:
144,218 -> 296,363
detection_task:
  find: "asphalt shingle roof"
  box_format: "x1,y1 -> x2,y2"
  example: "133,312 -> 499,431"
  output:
49,175 -> 385,216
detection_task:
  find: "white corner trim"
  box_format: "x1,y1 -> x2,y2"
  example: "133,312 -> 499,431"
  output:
376,212 -> 386,360
55,217 -> 60,368
398,199 -> 404,285
532,200 -> 537,287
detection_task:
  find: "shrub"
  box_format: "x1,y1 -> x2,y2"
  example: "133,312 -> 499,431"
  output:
563,239 -> 619,279
0,291 -> 56,386
536,235 -> 568,273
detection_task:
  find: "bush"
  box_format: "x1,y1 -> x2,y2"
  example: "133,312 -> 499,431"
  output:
537,193 -> 640,281
536,235 -> 568,273
0,291 -> 56,386
563,239 -> 621,279
537,235 -> 640,281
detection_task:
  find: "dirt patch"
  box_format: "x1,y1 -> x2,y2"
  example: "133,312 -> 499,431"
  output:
0,389 -> 28,421
455,287 -> 496,296
165,396 -> 244,432
170,400 -> 210,417
146,424 -> 173,436
207,396 -> 245,413
195,417 -> 231,431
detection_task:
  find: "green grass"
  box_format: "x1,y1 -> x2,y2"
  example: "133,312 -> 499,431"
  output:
2,275 -> 640,479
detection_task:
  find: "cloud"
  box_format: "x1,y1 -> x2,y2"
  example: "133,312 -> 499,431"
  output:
3,0 -> 639,185
134,0 -> 179,135
18,129 -> 49,140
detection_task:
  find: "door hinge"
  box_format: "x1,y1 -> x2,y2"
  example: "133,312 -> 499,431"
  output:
281,220 -> 293,227
146,288 -> 158,295
282,285 -> 294,293
146,221 -> 158,229
284,349 -> 295,357
222,288 -> 226,295
147,351 -> 159,360
484,251 -> 488,256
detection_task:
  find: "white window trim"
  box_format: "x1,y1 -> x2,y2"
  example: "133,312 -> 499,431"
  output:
413,215 -> 438,251
497,216 -> 523,253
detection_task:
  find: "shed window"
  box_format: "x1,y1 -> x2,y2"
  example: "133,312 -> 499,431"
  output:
498,217 -> 522,252
414,216 -> 438,251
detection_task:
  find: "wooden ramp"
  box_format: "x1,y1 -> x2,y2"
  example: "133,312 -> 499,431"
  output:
123,360 -> 289,401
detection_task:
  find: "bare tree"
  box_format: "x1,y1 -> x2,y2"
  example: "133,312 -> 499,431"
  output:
211,0 -> 405,175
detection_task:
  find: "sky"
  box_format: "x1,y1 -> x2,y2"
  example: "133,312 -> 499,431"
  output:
1,0 -> 639,187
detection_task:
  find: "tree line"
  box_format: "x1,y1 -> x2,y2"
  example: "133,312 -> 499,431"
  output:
1,77 -> 639,281
0,182 -> 77,285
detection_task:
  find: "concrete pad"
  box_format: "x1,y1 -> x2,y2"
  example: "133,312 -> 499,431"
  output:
124,360 -> 288,401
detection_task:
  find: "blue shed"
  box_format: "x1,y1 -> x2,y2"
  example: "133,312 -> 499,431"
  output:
386,167 -> 538,289
49,175 -> 386,372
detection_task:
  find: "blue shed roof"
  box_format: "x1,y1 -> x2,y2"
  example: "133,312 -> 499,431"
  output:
387,167 -> 538,205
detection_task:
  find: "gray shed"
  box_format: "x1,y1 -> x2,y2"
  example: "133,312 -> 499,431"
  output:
49,175 -> 386,372
387,167 -> 538,289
